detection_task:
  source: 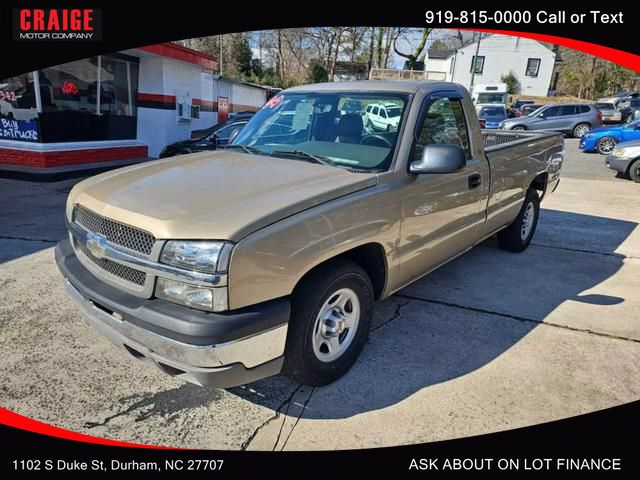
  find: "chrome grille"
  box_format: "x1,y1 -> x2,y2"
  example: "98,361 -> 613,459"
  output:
73,204 -> 155,256
76,240 -> 147,286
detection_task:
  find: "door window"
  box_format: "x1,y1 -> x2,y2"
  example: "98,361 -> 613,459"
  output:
414,97 -> 471,161
558,105 -> 577,116
540,106 -> 561,118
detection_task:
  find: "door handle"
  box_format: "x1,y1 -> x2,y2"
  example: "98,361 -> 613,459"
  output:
468,174 -> 482,189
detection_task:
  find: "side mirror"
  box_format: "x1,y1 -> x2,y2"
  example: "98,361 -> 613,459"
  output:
228,127 -> 242,143
409,144 -> 467,174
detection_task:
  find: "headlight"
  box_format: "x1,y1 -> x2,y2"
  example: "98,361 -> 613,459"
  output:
583,134 -> 592,138
613,149 -> 626,157
160,241 -> 233,273
156,278 -> 228,311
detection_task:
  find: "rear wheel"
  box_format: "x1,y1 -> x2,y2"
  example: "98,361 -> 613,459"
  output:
573,123 -> 590,138
497,188 -> 540,252
512,126 -> 527,131
629,159 -> 640,183
596,136 -> 617,155
284,259 -> 374,386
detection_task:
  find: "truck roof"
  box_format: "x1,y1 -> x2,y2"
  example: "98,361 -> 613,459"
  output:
287,80 -> 464,95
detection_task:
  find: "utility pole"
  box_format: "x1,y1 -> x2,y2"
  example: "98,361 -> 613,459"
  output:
367,27 -> 375,79
469,33 -> 483,91
219,35 -> 223,76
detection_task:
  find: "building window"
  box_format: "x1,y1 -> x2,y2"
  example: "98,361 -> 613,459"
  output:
470,56 -> 484,74
0,73 -> 40,142
33,54 -> 139,142
39,57 -> 101,114
526,58 -> 541,77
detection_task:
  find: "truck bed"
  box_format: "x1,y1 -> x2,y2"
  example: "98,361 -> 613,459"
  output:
482,130 -> 562,152
480,129 -> 564,235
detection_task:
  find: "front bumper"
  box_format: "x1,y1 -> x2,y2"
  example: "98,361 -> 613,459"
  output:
605,155 -> 633,174
55,239 -> 289,388
579,137 -> 597,151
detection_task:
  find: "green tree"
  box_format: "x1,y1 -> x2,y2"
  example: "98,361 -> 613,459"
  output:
308,61 -> 329,83
429,39 -> 450,50
500,71 -> 521,94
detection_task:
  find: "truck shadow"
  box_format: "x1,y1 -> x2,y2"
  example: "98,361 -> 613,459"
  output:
230,209 -> 637,420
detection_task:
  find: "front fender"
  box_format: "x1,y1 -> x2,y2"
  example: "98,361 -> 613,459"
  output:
227,184 -> 400,310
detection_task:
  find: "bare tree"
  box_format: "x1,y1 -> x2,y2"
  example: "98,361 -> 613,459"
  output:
393,28 -> 431,70
328,28 -> 344,81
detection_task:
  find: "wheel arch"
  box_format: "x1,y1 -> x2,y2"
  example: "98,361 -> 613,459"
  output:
292,242 -> 388,301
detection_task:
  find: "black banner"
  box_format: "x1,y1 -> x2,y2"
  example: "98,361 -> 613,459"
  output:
1,3 -> 638,78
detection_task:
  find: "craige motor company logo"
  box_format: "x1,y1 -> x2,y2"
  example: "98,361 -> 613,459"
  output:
12,8 -> 102,41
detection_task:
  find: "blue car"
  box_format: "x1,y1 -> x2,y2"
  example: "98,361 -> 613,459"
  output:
478,106 -> 508,129
579,119 -> 640,154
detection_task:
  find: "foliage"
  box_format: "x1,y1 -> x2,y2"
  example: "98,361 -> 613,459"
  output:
500,71 -> 521,94
308,62 -> 329,83
429,39 -> 449,50
556,47 -> 638,99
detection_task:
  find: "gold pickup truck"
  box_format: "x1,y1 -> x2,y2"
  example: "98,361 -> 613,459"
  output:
55,81 -> 563,388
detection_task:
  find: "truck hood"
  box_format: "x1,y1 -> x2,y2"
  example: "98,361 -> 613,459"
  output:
68,151 -> 377,241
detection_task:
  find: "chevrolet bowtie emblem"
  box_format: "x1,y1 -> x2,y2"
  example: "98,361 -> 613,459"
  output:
86,232 -> 108,259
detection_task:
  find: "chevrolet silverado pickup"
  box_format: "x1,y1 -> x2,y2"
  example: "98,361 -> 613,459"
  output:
55,81 -> 563,388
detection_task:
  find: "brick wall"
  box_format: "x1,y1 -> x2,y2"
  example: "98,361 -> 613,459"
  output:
0,146 -> 148,168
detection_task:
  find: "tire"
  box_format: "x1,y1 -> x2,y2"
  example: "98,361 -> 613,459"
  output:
497,188 -> 540,252
572,123 -> 590,138
629,159 -> 640,183
512,126 -> 527,131
596,136 -> 617,155
284,259 -> 374,386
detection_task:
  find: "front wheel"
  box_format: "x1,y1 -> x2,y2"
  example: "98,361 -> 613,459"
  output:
284,259 -> 374,386
573,123 -> 590,138
629,159 -> 640,183
512,126 -> 527,131
596,136 -> 617,155
497,188 -> 540,252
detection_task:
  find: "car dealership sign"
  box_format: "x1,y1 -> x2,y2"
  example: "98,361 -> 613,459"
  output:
13,9 -> 102,41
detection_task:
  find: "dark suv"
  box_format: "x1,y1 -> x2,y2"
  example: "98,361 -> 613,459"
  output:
500,103 -> 603,138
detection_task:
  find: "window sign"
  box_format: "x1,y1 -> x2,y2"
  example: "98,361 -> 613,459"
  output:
0,118 -> 39,141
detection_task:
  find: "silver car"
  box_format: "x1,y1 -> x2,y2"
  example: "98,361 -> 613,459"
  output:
500,103 -> 603,138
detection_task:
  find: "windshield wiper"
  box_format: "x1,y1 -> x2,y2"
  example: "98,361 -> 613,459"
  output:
223,144 -> 262,155
270,149 -> 335,167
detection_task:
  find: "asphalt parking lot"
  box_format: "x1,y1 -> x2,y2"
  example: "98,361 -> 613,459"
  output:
1,139 -> 639,450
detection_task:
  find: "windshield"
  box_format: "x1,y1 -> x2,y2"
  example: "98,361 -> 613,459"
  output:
595,103 -> 615,110
477,93 -> 506,104
232,92 -> 410,171
479,107 -> 506,116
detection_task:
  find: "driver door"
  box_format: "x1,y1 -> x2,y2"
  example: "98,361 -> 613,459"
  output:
398,93 -> 490,286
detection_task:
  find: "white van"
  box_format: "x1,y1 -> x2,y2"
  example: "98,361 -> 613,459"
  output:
472,83 -> 509,111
